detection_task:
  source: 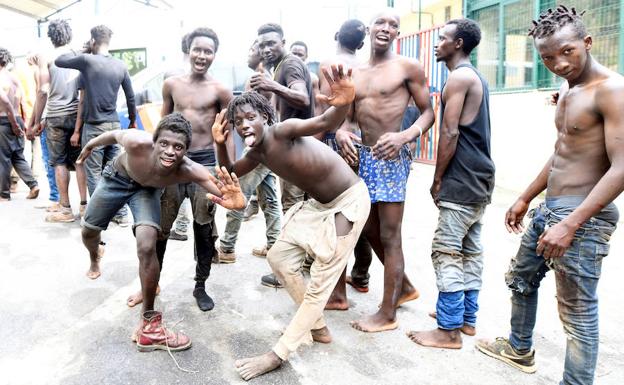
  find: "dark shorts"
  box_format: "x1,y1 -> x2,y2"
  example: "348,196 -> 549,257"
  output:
46,114 -> 81,168
82,162 -> 162,231
358,144 -> 411,203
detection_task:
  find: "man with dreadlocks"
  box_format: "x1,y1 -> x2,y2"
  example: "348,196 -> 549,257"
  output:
30,19 -> 88,222
213,65 -> 369,381
477,6 -> 624,384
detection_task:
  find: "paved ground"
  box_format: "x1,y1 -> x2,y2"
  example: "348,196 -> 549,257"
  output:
1,163 -> 623,385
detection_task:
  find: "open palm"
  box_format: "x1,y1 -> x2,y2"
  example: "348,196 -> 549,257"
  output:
318,64 -> 355,107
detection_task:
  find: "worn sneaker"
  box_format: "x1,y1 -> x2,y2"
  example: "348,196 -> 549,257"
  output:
45,208 -> 75,223
45,202 -> 62,212
252,245 -> 269,258
168,230 -> 188,241
112,214 -> 130,228
213,248 -> 236,264
136,310 -> 191,352
476,337 -> 536,373
260,273 -> 283,288
242,199 -> 259,221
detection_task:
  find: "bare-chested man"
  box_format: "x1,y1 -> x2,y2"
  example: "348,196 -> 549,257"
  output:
126,27 -> 234,311
214,65 -> 369,381
0,47 -> 39,201
339,9 -> 435,332
407,18 -> 495,349
77,112 -> 245,352
476,7 -> 624,385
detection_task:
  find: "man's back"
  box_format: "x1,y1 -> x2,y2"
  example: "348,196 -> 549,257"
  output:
0,70 -> 20,116
47,46 -> 79,118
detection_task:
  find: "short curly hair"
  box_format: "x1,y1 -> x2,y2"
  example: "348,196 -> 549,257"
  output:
187,28 -> 219,53
153,112 -> 192,150
446,18 -> 481,55
0,47 -> 13,68
90,25 -> 113,45
258,23 -> 284,38
47,19 -> 72,47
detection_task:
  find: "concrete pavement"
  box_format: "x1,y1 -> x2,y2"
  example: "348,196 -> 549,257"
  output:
1,163 -> 623,385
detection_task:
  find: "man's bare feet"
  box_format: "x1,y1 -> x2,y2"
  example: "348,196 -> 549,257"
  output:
127,285 -> 161,307
235,351 -> 282,381
311,326 -> 332,343
428,311 -> 476,336
351,312 -> 398,333
406,328 -> 462,349
397,286 -> 420,307
324,297 -> 348,311
86,245 -> 104,279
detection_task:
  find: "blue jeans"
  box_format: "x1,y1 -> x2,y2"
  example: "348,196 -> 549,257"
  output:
82,121 -> 126,217
431,201 -> 487,329
82,162 -> 162,231
506,196 -> 618,385
220,163 -> 281,251
40,129 -> 59,202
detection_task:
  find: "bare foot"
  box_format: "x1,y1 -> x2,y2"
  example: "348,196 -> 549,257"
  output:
324,298 -> 348,311
235,351 -> 282,381
346,275 -> 369,293
311,326 -> 332,344
428,311 -> 476,336
86,245 -> 104,279
351,312 -> 398,333
397,286 -> 420,307
127,285 -> 161,307
407,328 -> 462,349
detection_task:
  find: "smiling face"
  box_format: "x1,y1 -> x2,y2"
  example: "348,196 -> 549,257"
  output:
535,24 -> 591,82
188,35 -> 216,75
369,12 -> 400,51
232,104 -> 267,148
258,31 -> 286,66
153,130 -> 187,171
434,24 -> 458,63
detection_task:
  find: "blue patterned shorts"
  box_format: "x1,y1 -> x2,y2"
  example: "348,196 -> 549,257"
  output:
358,144 -> 411,203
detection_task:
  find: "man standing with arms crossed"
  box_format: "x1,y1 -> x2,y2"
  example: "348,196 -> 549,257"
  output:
477,6 -> 624,385
340,9 -> 435,332
56,25 -> 136,226
407,18 -> 495,349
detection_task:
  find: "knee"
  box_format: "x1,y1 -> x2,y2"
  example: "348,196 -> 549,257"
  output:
136,239 -> 157,261
379,226 -> 401,250
81,227 -> 99,242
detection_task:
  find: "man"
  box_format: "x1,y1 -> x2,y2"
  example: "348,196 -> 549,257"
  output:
30,19 -> 88,222
317,19 -> 372,309
77,112 -> 245,352
477,6 -> 624,385
126,27 -> 234,312
251,23 -> 315,288
213,65 -> 369,381
339,10 -> 435,332
0,47 -> 39,201
56,25 -> 136,226
289,41 -> 321,116
406,18 -> 495,349
217,40 -> 282,269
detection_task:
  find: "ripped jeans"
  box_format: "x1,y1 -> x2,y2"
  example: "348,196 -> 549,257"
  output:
505,196 -> 617,385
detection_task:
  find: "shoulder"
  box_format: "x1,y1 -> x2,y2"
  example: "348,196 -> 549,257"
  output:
595,72 -> 624,113
448,67 -> 479,87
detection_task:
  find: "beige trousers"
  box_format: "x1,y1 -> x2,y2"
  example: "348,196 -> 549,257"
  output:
268,180 -> 370,360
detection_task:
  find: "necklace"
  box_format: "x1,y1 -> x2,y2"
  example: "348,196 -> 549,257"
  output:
273,54 -> 289,81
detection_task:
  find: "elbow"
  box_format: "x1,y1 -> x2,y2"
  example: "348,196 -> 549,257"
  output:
440,128 -> 459,140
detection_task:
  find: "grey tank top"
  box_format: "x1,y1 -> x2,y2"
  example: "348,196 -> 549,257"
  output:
46,49 -> 79,118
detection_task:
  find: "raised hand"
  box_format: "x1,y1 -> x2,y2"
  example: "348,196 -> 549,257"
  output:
211,109 -> 229,145
207,166 -> 246,210
317,64 -> 355,107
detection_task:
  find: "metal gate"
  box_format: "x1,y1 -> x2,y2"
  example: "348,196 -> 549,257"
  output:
397,25 -> 447,164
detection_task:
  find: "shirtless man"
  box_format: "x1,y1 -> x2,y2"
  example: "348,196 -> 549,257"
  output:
214,66 -> 369,381
476,7 -> 624,385
340,9 -> 435,332
0,47 -> 39,201
407,18 -> 495,349
126,27 -> 234,311
77,112 -> 245,352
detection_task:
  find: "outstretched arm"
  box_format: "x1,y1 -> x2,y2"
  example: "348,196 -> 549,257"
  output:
76,129 -> 151,164
275,64 -> 354,139
188,165 -> 246,210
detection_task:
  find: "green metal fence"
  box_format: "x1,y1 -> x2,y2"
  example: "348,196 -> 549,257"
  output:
466,0 -> 623,91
